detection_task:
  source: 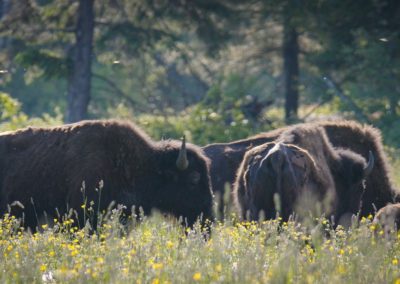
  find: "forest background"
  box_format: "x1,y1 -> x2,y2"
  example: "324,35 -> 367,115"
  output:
0,0 -> 399,148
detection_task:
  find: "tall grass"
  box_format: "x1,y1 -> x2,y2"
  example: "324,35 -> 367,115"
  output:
1,209 -> 399,283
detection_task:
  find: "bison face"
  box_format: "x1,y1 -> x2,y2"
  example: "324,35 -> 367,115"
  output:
333,150 -> 374,221
148,139 -> 213,226
244,142 -> 333,221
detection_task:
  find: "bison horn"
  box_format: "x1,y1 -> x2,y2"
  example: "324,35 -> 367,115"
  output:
363,151 -> 374,176
176,135 -> 189,170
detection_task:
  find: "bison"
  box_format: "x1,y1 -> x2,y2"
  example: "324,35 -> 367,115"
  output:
202,128 -> 283,214
204,120 -> 399,217
233,125 -> 374,222
373,203 -> 400,236
0,120 -> 214,229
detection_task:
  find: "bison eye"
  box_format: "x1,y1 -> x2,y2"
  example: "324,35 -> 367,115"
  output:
189,171 -> 201,185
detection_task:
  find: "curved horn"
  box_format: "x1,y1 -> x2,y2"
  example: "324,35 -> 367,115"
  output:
176,135 -> 189,170
363,151 -> 374,176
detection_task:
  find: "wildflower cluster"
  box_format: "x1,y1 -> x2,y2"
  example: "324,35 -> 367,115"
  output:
0,212 -> 399,283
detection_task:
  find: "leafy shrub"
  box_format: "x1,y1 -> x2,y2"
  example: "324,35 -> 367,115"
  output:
0,92 -> 62,131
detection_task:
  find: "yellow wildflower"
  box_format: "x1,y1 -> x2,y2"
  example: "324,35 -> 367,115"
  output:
337,265 -> 346,274
215,264 -> 222,273
152,263 -> 163,270
40,264 -> 47,272
193,272 -> 201,281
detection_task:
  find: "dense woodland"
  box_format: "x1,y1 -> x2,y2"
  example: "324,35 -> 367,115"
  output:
0,0 -> 399,146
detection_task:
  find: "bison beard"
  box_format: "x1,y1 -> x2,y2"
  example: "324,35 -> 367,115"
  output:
0,120 -> 213,229
233,125 -> 374,223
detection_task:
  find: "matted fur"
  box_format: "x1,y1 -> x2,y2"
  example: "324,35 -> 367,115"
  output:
373,203 -> 400,235
204,120 -> 398,218
0,120 -> 213,228
233,125 -> 369,221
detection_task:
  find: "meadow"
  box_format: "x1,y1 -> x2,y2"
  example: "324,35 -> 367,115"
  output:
0,103 -> 400,283
1,198 -> 400,283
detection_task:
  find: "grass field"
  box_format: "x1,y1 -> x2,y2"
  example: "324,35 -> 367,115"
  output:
1,206 -> 400,283
1,152 -> 400,283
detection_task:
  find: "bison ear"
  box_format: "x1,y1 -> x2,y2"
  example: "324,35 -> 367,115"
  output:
176,135 -> 189,170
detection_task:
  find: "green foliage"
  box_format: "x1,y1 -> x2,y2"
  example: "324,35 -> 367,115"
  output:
15,48 -> 70,79
131,74 -> 278,145
136,107 -> 262,145
379,117 -> 400,149
0,92 -> 62,131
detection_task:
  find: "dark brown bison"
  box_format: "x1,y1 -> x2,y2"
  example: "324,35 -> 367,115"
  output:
202,128 -> 283,213
0,120 -> 213,229
233,125 -> 374,222
204,120 -> 399,217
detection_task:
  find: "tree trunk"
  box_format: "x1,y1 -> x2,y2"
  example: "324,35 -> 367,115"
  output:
66,0 -> 94,123
282,19 -> 299,123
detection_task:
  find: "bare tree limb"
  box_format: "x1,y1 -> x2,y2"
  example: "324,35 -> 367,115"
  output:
323,76 -> 371,123
92,73 -> 145,112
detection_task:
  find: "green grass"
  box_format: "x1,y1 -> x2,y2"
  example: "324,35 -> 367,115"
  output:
1,210 -> 400,284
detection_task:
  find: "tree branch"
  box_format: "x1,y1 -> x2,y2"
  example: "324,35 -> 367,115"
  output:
323,76 -> 371,123
92,73 -> 145,112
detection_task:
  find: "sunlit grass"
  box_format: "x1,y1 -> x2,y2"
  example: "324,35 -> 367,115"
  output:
1,209 -> 400,283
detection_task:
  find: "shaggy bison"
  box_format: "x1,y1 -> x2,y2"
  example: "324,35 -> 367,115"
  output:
233,125 -> 374,222
0,120 -> 213,229
373,203 -> 400,236
204,120 -> 398,217
203,128 -> 283,213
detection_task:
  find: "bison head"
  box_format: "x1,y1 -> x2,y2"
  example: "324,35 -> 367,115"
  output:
146,137 -> 213,226
332,149 -> 374,225
241,142 -> 332,220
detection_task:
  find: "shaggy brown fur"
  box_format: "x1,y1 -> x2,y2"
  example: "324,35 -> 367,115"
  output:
373,203 -> 400,236
234,142 -> 329,220
0,120 -> 213,229
233,125 -> 369,222
319,121 -> 398,215
202,128 -> 282,213
204,120 -> 398,216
